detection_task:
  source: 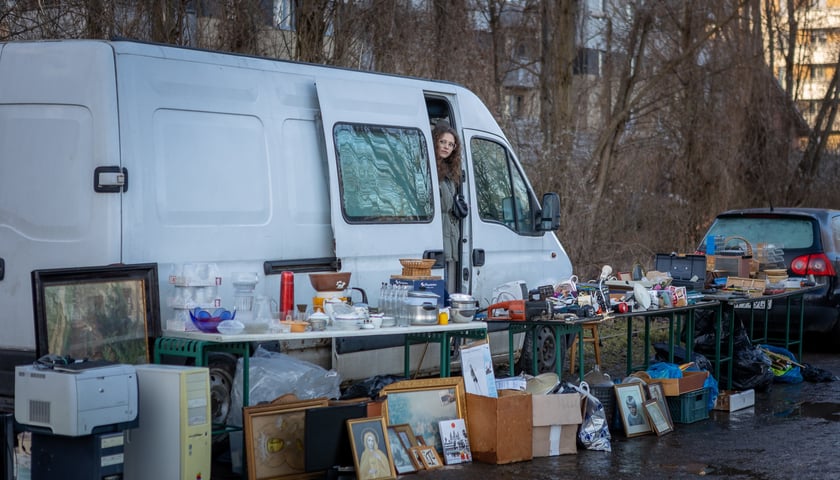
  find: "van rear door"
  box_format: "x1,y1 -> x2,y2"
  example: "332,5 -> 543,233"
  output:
315,78 -> 442,289
0,41 -> 122,353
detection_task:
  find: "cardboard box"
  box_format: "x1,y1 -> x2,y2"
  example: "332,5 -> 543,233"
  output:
389,277 -> 445,307
712,255 -> 754,278
466,390 -> 532,464
714,389 -> 755,412
660,370 -> 709,396
531,393 -> 583,456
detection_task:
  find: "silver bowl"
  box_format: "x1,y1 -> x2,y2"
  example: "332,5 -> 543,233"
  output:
450,307 -> 476,323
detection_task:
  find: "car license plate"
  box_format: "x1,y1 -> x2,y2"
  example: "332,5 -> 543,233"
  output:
734,299 -> 772,309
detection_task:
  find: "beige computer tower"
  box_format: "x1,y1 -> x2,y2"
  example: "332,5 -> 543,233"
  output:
124,364 -> 212,480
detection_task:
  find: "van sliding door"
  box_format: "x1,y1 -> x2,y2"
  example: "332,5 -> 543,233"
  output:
315,78 -> 442,286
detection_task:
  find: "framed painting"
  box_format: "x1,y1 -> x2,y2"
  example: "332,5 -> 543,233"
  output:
390,423 -> 419,450
414,445 -> 443,470
243,398 -> 329,480
386,425 -> 417,474
644,399 -> 674,436
32,263 -> 160,364
645,381 -> 673,427
438,418 -> 472,465
347,416 -> 396,480
407,445 -> 425,470
615,383 -> 652,437
380,377 -> 466,454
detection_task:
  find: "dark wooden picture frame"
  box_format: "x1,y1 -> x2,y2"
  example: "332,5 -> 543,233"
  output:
32,263 -> 160,364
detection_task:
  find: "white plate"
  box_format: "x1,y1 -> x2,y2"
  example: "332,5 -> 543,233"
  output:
634,283 -> 651,310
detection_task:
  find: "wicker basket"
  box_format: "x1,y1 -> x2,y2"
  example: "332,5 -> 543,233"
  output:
399,258 -> 435,277
723,235 -> 754,256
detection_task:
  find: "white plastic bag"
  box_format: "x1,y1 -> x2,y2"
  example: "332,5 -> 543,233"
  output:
572,381 -> 612,452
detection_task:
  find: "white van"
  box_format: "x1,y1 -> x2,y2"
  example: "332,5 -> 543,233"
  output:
0,39 -> 573,397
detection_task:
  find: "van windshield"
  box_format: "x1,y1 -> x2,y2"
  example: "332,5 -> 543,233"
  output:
333,123 -> 433,223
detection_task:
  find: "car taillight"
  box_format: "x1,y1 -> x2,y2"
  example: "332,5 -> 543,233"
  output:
790,253 -> 836,276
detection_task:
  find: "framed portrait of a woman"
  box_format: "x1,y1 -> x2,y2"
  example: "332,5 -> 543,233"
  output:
347,416 -> 396,480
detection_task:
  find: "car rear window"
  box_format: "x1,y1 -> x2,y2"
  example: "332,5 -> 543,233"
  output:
704,217 -> 815,250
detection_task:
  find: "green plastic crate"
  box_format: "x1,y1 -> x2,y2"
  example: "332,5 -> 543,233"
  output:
666,388 -> 709,424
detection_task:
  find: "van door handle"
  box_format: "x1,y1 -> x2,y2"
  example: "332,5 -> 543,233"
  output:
472,249 -> 485,267
94,166 -> 128,193
0,257 -> 4,280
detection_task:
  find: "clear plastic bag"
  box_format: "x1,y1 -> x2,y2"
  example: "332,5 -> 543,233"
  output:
227,346 -> 342,427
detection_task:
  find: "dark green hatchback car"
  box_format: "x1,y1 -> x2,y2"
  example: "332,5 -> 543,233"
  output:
697,208 -> 840,346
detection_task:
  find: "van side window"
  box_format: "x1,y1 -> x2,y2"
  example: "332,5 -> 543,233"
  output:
333,123 -> 433,223
472,137 -> 537,234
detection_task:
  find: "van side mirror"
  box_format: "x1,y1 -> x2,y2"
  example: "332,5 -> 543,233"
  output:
539,193 -> 561,231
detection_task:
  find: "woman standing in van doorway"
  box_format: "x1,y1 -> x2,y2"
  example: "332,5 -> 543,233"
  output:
433,123 -> 468,295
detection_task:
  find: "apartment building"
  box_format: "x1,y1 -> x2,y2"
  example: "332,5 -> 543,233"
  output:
771,0 -> 840,149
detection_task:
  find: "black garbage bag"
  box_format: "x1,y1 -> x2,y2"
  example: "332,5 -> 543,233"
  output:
726,344 -> 775,391
339,374 -> 405,400
653,342 -> 713,372
693,308 -> 753,357
801,363 -> 839,382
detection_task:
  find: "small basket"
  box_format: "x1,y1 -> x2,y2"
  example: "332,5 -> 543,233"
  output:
399,258 -> 435,277
723,236 -> 754,256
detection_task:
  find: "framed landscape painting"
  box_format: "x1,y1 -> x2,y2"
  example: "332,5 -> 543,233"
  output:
32,263 -> 160,364
380,377 -> 466,454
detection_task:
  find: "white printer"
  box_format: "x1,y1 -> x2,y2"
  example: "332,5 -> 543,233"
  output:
15,362 -> 138,436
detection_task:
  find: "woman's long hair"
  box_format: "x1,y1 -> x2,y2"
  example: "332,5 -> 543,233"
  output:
432,123 -> 462,184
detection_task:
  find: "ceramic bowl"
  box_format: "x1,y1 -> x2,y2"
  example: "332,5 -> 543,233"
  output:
309,317 -> 327,331
309,272 -> 352,292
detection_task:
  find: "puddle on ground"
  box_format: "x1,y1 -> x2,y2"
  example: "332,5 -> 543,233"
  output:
774,401 -> 840,421
705,465 -> 769,479
797,402 -> 840,421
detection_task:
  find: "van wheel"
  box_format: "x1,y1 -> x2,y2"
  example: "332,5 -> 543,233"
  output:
517,326 -> 561,374
208,352 -> 237,458
208,353 -> 237,425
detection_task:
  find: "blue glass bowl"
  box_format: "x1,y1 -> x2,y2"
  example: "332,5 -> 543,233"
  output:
189,307 -> 236,333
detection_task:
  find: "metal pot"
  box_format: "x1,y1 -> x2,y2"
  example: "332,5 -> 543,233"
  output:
404,291 -> 439,325
449,293 -> 477,310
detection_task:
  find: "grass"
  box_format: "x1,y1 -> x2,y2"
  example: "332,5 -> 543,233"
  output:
493,316 -> 679,383
581,316 -> 675,380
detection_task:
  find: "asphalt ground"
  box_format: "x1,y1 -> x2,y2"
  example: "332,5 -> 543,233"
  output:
212,351 -> 840,480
